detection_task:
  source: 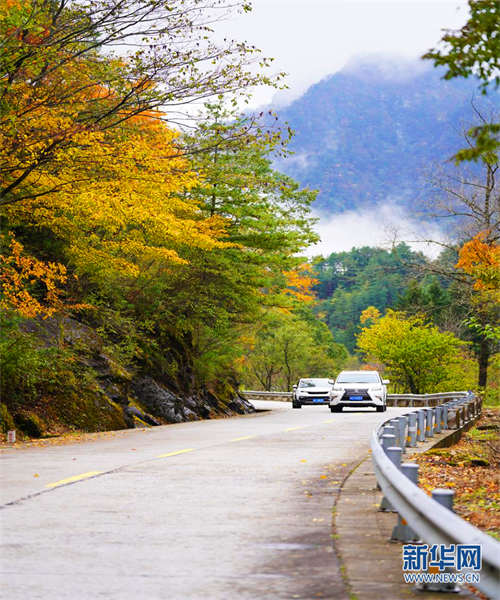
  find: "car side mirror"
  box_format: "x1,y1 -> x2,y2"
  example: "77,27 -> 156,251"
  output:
382,379 -> 390,385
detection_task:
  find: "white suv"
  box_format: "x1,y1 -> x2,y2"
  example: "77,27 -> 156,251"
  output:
329,370 -> 388,412
292,378 -> 334,408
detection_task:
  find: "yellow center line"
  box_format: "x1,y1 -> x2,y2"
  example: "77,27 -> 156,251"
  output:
45,471 -> 103,488
285,426 -> 304,431
156,448 -> 194,458
323,419 -> 335,424
229,435 -> 255,442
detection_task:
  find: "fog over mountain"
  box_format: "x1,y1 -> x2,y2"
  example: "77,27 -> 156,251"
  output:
273,58 -> 500,216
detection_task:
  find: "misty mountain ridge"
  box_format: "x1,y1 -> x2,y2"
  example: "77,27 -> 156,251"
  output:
272,57 -> 500,214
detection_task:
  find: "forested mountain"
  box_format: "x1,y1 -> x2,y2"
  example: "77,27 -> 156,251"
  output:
273,58 -> 500,211
312,244 -> 427,352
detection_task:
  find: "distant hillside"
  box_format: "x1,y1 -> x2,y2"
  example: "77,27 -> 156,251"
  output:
273,58 -> 500,212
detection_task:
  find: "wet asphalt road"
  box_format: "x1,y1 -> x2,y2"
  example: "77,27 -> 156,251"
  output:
0,401 -> 407,599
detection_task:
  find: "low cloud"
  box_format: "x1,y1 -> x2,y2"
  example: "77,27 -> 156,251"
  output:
306,202 -> 446,259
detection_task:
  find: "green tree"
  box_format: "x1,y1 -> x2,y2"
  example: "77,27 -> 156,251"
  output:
423,0 -> 500,161
357,309 -> 475,393
126,105 -> 320,393
242,310 -> 346,391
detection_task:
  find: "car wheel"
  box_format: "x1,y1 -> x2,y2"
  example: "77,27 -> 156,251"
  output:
292,402 -> 301,409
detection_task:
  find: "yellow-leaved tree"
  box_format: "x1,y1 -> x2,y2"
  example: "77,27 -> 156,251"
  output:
357,309 -> 476,393
5,112 -> 231,292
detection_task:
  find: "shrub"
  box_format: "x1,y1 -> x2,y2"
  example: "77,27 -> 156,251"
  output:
0,403 -> 15,434
14,412 -> 45,438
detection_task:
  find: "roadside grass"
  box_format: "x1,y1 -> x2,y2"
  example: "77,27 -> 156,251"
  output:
410,408 -> 500,541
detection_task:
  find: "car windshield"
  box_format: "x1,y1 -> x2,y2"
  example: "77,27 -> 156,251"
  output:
299,379 -> 331,388
336,372 -> 380,384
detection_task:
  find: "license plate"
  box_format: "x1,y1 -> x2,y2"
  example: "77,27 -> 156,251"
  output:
349,395 -> 363,401
313,398 -> 324,403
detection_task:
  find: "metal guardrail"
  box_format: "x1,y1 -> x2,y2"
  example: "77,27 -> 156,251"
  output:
241,390 -> 470,406
242,390 -> 292,397
241,390 -> 292,401
387,391 -> 469,407
371,393 -> 500,597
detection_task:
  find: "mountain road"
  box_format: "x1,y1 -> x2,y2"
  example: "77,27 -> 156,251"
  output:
0,401 -> 409,599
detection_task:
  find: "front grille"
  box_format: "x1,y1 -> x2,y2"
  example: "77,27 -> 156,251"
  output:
342,389 -> 370,400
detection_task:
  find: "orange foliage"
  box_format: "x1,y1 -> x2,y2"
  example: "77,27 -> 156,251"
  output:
360,306 -> 381,325
456,232 -> 500,292
283,263 -> 318,303
0,235 -> 68,318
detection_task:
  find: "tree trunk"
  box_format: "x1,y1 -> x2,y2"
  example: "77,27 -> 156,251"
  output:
478,337 -> 489,388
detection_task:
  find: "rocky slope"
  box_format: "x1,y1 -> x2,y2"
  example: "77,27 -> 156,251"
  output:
8,316 -> 254,438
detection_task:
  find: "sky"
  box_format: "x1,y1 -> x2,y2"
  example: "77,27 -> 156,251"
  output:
216,0 -> 470,257
220,0 -> 470,108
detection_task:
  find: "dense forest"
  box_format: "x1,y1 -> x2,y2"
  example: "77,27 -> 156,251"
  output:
0,0 -> 498,438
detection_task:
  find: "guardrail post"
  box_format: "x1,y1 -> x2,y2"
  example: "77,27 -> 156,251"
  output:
442,404 -> 449,429
432,488 -> 455,511
379,432 -> 396,491
407,413 -> 417,447
434,406 -> 442,434
389,419 -> 402,447
391,463 -> 420,542
379,446 -> 402,512
414,487 -> 461,593
383,425 -> 396,437
397,416 -> 408,452
416,410 -> 426,442
381,434 -> 397,453
424,408 -> 434,438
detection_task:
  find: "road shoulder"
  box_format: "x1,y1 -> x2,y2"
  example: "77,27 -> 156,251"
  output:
335,446 -> 478,600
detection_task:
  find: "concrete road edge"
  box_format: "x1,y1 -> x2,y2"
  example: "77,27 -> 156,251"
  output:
334,435 -> 478,600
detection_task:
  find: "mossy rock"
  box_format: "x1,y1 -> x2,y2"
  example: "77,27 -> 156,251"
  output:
105,356 -> 133,382
14,412 -> 45,438
55,390 -> 128,432
0,403 -> 15,434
